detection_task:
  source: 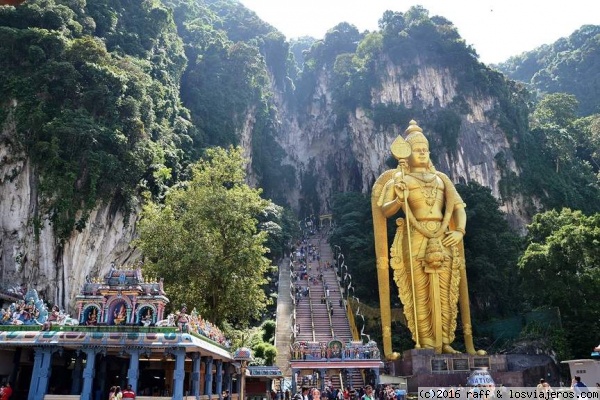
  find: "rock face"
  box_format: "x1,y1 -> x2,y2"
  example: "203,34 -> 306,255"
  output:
1,57 -> 527,311
1,109 -> 139,311
270,59 -> 527,228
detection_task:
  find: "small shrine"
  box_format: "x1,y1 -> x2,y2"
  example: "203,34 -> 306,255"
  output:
75,264 -> 168,326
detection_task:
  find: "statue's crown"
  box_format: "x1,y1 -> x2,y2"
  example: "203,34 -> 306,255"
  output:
404,120 -> 428,146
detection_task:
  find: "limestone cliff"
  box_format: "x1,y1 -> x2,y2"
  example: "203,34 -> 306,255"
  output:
269,58 -> 529,229
1,105 -> 139,310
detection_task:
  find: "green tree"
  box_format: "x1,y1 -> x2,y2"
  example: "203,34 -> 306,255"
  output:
518,208 -> 600,358
572,114 -> 600,171
496,25 -> 600,116
289,35 -> 315,70
329,192 -> 378,303
137,146 -> 274,326
261,319 -> 276,343
456,182 -> 523,321
263,344 -> 277,365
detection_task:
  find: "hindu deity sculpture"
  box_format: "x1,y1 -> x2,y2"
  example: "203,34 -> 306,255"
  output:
86,308 -> 98,326
372,120 -> 485,357
175,304 -> 190,333
113,304 -> 127,325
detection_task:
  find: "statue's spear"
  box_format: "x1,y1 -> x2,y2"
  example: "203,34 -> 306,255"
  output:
390,136 -> 420,349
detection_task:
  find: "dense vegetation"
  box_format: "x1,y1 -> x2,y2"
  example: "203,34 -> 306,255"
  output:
496,25 -> 600,116
0,0 -> 194,238
166,0 -> 298,206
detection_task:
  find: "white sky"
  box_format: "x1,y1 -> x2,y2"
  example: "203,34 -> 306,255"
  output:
237,0 -> 600,64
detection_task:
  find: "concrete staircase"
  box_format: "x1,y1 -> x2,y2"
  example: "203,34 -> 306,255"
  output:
275,231 -> 364,390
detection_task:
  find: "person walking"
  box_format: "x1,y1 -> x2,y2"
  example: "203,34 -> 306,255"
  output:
122,384 -> 136,399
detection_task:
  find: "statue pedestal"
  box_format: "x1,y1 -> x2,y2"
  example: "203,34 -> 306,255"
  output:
387,350 -> 560,390
394,349 -> 510,391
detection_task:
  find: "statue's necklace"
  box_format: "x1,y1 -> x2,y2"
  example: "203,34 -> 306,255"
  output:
410,172 -> 437,183
414,176 -> 438,206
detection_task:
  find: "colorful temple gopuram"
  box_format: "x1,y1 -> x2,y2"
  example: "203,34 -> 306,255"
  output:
0,266 -> 246,400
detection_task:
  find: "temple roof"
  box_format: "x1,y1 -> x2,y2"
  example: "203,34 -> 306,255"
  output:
77,265 -> 167,298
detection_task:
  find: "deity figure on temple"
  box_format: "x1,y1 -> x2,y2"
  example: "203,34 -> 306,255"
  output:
372,120 -> 485,357
86,308 -> 98,326
175,304 -> 190,333
113,304 -> 127,325
141,308 -> 153,327
42,305 -> 60,331
1,308 -> 11,325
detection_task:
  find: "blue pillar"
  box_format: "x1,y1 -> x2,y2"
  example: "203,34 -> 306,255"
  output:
127,349 -> 140,393
27,347 -> 54,400
120,358 -> 128,388
81,348 -> 97,400
172,349 -> 186,400
9,348 -> 21,386
319,369 -> 326,391
71,351 -> 83,394
225,363 -> 233,395
205,356 -> 214,398
28,348 -> 42,400
97,354 -> 108,400
291,369 -> 297,394
215,360 -> 223,400
191,353 -> 201,399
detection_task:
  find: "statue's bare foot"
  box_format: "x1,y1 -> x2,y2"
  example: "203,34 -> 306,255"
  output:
465,347 -> 487,355
442,344 -> 461,354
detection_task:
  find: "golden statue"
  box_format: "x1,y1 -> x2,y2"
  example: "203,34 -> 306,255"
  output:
372,120 -> 484,357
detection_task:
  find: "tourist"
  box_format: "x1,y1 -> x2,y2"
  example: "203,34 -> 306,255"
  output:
302,387 -> 310,400
108,386 -> 116,400
0,382 -> 12,400
572,376 -> 588,398
114,386 -> 123,400
312,389 -> 321,400
122,384 -> 136,399
362,386 -> 375,400
395,387 -> 406,400
537,379 -> 552,393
